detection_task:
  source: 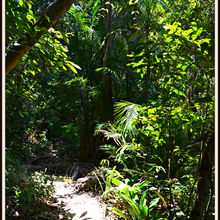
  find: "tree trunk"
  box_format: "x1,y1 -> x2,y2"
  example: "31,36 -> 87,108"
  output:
78,85 -> 93,162
102,0 -> 113,122
190,132 -> 214,219
141,6 -> 151,103
6,0 -> 75,75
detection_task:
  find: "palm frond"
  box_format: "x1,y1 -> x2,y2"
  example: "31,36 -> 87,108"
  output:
113,31 -> 129,53
114,101 -> 141,137
90,0 -> 101,28
95,67 -> 122,86
95,122 -> 124,146
99,144 -> 117,155
156,0 -> 167,11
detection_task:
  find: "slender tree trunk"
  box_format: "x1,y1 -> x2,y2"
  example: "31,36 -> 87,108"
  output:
102,0 -> 113,122
142,5 -> 151,102
78,86 -> 93,162
190,132 -> 214,219
6,0 -> 75,75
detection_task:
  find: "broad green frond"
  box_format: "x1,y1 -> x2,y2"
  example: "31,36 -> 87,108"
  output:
114,101 -> 141,137
99,144 -> 117,155
95,122 -> 124,146
95,67 -> 122,86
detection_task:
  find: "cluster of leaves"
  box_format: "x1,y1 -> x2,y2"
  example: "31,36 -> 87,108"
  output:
6,149 -> 55,219
99,165 -> 164,219
96,97 -> 214,219
6,0 -> 83,155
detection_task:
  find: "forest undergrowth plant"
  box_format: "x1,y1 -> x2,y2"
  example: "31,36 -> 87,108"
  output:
95,102 -> 168,219
6,149 -> 55,219
103,173 -> 162,220
96,100 -> 210,219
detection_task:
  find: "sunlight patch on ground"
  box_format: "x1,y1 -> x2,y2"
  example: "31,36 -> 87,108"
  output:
53,181 -> 113,220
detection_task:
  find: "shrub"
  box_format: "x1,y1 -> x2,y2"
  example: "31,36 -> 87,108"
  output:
6,150 -> 55,219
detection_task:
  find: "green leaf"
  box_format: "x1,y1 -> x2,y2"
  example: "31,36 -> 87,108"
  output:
66,63 -> 77,73
112,207 -> 132,220
128,33 -> 139,42
149,197 -> 160,210
127,206 -> 138,219
71,63 -> 81,70
146,126 -> 154,132
191,28 -> 203,40
44,14 -> 51,23
138,180 -> 150,189
129,0 -> 138,5
66,61 -> 81,69
140,206 -> 148,217
111,177 -> 121,187
120,185 -> 130,196
173,89 -> 187,98
139,191 -> 147,209
121,194 -> 140,216
155,191 -> 167,208
95,67 -> 106,72
33,60 -> 38,65
19,0 -> 23,6
65,61 -> 81,73
157,0 -> 167,10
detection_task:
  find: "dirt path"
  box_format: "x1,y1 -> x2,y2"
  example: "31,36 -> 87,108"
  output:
23,150 -> 116,219
52,181 -> 116,220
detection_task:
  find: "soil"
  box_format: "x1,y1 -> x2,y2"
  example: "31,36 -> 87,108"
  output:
52,180 -> 116,220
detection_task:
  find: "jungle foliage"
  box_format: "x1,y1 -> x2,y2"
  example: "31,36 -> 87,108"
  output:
6,0 -> 215,219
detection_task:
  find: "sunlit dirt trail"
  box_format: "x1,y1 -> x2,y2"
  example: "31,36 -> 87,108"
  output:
53,181 -> 115,220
